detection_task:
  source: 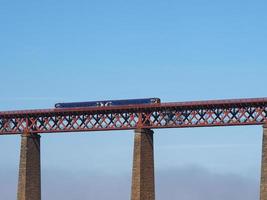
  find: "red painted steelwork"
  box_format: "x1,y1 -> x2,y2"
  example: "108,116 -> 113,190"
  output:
1,97 -> 267,135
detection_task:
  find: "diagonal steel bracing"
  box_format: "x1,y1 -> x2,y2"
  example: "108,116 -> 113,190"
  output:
1,97 -> 267,135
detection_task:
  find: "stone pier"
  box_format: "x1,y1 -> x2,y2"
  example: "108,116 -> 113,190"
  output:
261,125 -> 267,200
17,132 -> 41,200
131,128 -> 155,200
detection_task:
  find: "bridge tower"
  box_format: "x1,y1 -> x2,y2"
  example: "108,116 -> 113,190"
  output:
131,129 -> 155,200
261,125 -> 267,200
17,132 -> 41,200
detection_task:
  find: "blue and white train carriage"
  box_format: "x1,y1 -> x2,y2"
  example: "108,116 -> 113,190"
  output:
55,98 -> 161,108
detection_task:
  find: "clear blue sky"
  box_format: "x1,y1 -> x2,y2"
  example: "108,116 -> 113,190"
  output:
0,0 -> 266,199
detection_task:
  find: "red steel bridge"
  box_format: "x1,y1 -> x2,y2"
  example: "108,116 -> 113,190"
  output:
1,97 -> 267,135
1,97 -> 267,200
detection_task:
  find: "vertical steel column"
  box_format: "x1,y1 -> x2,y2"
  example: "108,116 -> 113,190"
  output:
17,132 -> 41,200
131,128 -> 155,200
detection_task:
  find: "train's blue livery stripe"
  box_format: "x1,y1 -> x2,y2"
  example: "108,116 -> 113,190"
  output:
55,98 -> 160,108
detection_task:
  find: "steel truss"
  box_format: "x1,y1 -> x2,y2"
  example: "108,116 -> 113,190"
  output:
1,98 -> 267,135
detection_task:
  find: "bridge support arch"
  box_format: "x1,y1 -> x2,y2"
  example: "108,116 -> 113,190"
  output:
17,132 -> 41,200
131,128 -> 155,200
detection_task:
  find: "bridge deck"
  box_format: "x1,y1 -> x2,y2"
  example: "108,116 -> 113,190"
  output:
1,97 -> 267,134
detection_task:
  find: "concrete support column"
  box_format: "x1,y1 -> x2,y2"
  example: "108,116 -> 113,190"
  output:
261,125 -> 267,200
17,133 -> 41,200
131,129 -> 155,200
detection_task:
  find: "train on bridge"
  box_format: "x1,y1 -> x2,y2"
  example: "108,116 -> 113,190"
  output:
55,98 -> 161,108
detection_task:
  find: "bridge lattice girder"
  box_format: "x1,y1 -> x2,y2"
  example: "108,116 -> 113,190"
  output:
1,98 -> 267,135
